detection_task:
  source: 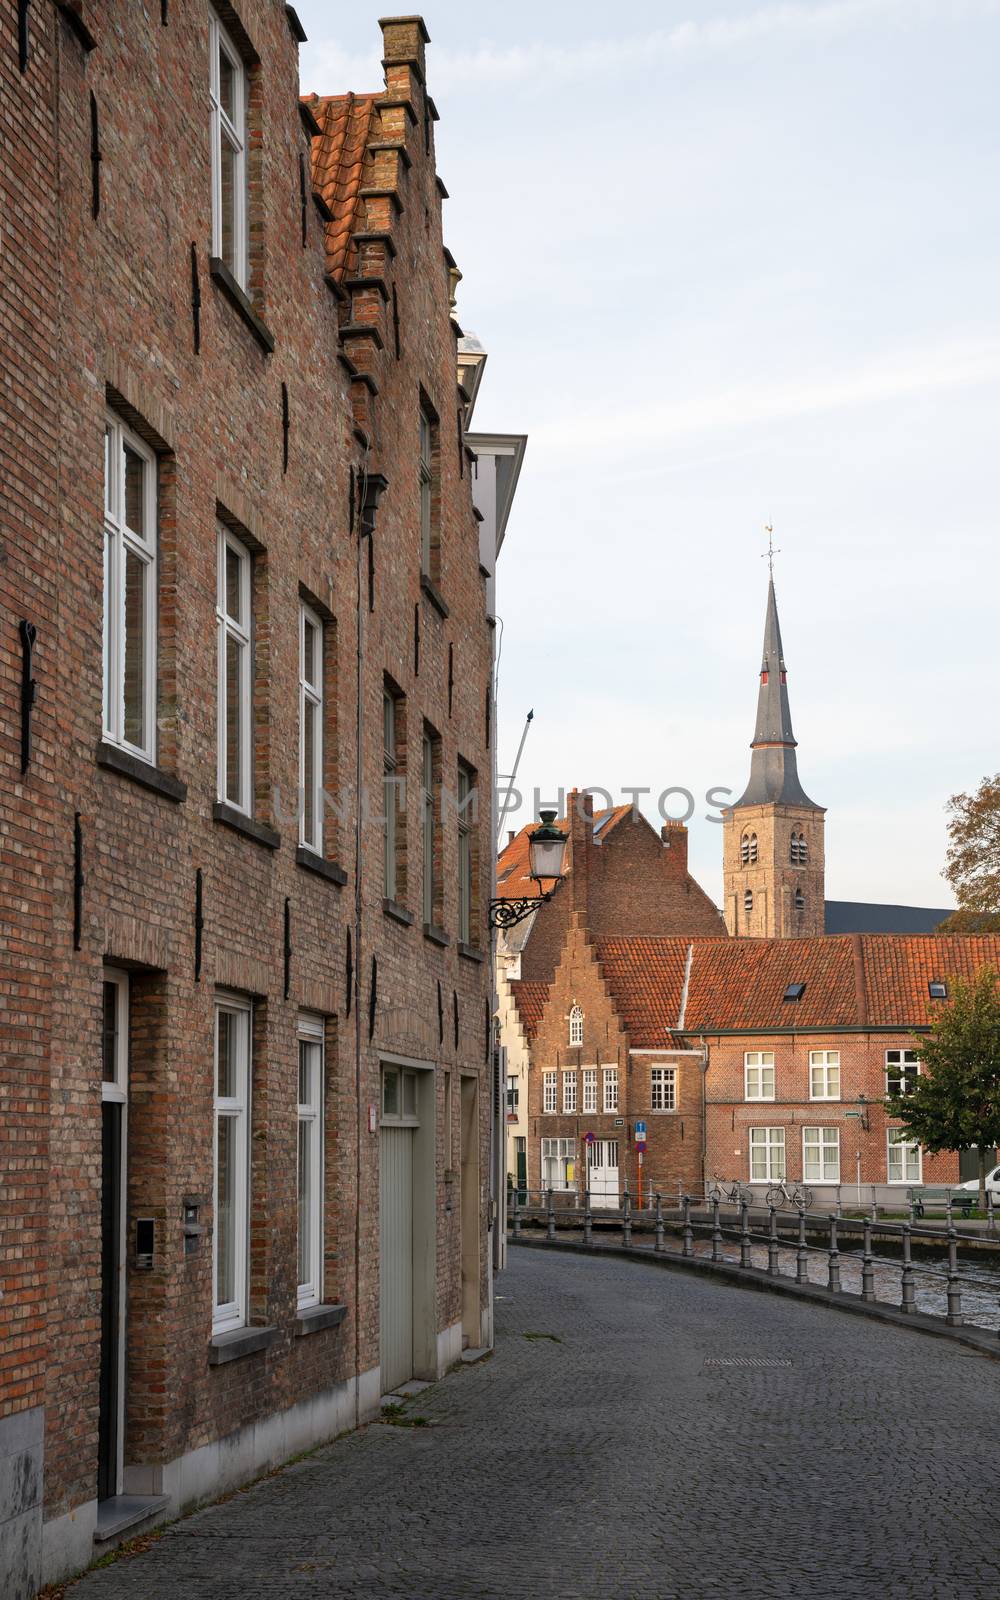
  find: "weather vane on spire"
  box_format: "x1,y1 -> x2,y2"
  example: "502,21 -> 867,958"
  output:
762,522 -> 780,578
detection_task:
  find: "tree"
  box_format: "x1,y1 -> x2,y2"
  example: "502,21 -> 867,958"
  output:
885,968 -> 1000,1209
937,908 -> 1000,934
943,775 -> 1000,916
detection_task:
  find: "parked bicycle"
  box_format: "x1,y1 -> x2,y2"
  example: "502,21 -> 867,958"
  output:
765,1177 -> 813,1210
708,1178 -> 756,1208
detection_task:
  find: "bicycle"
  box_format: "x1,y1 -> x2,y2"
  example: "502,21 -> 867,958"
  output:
708,1178 -> 756,1208
765,1177 -> 813,1210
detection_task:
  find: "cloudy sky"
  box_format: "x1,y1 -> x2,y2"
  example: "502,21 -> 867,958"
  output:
299,0 -> 1000,910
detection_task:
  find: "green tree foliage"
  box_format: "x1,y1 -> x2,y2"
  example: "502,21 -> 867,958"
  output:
944,775 -> 1000,915
886,968 -> 1000,1208
937,908 -> 1000,933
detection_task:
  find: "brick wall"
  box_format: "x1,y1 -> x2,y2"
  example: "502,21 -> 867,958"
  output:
722,802 -> 826,939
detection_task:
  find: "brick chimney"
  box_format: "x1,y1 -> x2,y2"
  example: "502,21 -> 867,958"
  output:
567,788 -> 593,912
660,819 -> 689,874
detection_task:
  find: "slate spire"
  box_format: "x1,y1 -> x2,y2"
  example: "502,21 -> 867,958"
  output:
733,578 -> 821,810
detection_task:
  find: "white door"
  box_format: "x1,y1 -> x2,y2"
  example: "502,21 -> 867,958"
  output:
380,1124 -> 414,1392
588,1139 -> 620,1208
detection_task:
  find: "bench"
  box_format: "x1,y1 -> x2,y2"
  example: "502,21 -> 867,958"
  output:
909,1186 -> 977,1219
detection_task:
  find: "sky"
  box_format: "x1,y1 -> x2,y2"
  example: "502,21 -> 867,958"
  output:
298,0 -> 1000,910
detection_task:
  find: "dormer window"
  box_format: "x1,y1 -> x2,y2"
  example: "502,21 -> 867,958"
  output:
568,1004 -> 583,1047
744,889 -> 753,913
740,832 -> 758,866
928,980 -> 948,1000
783,982 -> 806,1002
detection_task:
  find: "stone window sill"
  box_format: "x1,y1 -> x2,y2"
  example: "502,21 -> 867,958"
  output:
296,846 -> 347,885
383,898 -> 414,928
458,942 -> 484,963
208,1324 -> 278,1365
213,802 -> 280,850
420,573 -> 449,619
209,258 -> 275,354
295,1302 -> 348,1338
423,923 -> 450,948
96,741 -> 186,802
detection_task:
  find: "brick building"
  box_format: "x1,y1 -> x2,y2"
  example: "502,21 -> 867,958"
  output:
512,932 -> 1000,1211
1,7 -> 509,1590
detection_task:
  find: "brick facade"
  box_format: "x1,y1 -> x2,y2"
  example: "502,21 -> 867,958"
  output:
722,800 -> 826,939
1,6 -> 499,1587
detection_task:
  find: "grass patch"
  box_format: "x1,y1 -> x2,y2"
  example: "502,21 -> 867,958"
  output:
524,1331 -> 562,1343
378,1403 -> 431,1428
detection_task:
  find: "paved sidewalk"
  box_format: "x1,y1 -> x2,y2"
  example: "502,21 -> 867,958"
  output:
70,1247 -> 1000,1599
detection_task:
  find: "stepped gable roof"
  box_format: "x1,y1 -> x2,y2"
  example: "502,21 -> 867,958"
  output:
509,980 -> 548,1041
305,91 -> 378,279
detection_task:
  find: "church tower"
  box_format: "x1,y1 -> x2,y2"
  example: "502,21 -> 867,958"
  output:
723,574 -> 825,938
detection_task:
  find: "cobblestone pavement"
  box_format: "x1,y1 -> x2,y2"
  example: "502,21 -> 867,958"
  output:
71,1247 -> 1000,1599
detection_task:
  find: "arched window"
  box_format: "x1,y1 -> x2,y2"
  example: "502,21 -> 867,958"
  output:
795,888 -> 805,911
744,889 -> 753,913
569,1004 -> 583,1047
741,832 -> 758,866
750,832 -> 758,863
790,832 -> 808,866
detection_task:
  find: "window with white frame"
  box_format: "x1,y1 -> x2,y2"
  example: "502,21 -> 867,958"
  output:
582,1068 -> 597,1114
102,968 -> 129,1101
217,526 -> 252,811
299,603 -> 323,854
887,1127 -> 921,1184
651,1066 -> 676,1112
603,1066 -> 619,1114
103,414 -> 157,761
562,1071 -> 577,1114
886,1049 -> 921,1096
540,1137 -> 575,1191
506,1076 -> 518,1116
569,1005 -> 583,1047
209,10 -> 248,287
214,997 -> 250,1333
803,1125 -> 840,1183
744,1051 -> 775,1101
809,1050 -> 840,1100
543,1071 -> 557,1113
750,1126 -> 785,1182
297,1015 -> 324,1309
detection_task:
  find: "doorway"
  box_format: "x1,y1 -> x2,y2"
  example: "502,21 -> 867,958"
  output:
588,1138 -> 620,1209
99,971 -> 128,1503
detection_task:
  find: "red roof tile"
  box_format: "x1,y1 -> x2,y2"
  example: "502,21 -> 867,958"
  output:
860,934 -> 1000,1027
305,92 -> 378,280
509,979 -> 548,1041
496,807 -> 633,901
593,937 -> 692,1046
684,938 -> 859,1032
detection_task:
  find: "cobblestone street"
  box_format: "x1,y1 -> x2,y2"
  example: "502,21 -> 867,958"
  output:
70,1248 -> 1000,1599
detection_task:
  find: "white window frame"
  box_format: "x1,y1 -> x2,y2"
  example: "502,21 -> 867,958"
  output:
809,1050 -> 840,1101
209,9 -> 248,288
296,1014 -> 324,1311
540,1137 -> 575,1192
582,1067 -> 597,1115
651,1066 -> 676,1113
101,967 -> 129,1106
562,1071 -> 577,1114
543,1070 -> 557,1114
887,1127 -> 922,1185
744,1051 -> 775,1102
217,526 -> 252,812
750,1126 -> 785,1182
103,414 -> 157,762
214,996 -> 251,1334
381,1064 -> 419,1127
803,1125 -> 840,1183
506,1075 -> 518,1116
568,1005 -> 584,1048
885,1048 -> 921,1096
299,602 -> 324,854
603,1066 -> 619,1114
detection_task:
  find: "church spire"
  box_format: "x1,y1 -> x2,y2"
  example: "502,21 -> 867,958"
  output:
733,575 -> 821,810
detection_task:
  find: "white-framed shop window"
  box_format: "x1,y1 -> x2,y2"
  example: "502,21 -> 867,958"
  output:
744,1051 -> 775,1101
299,602 -> 324,854
541,1137 -> 575,1192
543,1071 -> 557,1114
886,1048 -> 921,1096
603,1066 -> 619,1114
651,1066 -> 676,1112
803,1126 -> 840,1183
297,1014 -> 324,1310
750,1126 -> 785,1182
209,8 -> 248,287
562,1071 -> 577,1114
809,1050 -> 840,1101
103,414 -> 157,762
887,1127 -> 922,1184
217,526 -> 252,811
582,1068 -> 597,1114
214,996 -> 251,1333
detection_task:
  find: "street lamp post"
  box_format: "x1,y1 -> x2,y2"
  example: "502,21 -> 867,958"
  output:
489,811 -> 568,929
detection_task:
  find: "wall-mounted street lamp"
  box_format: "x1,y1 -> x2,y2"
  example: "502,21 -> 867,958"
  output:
490,811 -> 567,930
845,1093 -> 870,1132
